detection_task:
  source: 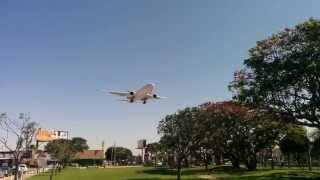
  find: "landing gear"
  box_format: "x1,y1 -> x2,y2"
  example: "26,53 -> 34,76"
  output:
130,99 -> 134,103
143,100 -> 147,104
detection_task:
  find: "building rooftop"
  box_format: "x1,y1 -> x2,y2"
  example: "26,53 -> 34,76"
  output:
73,150 -> 104,160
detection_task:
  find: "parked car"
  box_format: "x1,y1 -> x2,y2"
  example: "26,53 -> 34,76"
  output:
12,164 -> 28,174
18,164 -> 28,173
1,166 -> 13,176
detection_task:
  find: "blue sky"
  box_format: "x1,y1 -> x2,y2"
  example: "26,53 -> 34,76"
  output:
1,0 -> 320,153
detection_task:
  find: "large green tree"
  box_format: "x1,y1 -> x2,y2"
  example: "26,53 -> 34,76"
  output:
279,126 -> 309,167
145,142 -> 162,167
71,137 -> 89,152
105,146 -> 133,165
200,101 -> 288,170
158,107 -> 202,180
45,137 -> 89,165
45,139 -> 74,164
230,18 -> 320,128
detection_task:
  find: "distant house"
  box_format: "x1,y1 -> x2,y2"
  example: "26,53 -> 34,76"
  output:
0,151 -> 15,167
73,150 -> 105,166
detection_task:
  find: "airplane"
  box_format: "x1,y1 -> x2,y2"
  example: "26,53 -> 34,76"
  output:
109,83 -> 167,104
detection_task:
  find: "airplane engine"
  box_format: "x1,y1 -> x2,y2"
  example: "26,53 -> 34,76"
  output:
129,91 -> 135,96
153,94 -> 158,99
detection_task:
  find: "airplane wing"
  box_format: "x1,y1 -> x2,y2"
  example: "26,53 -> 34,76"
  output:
154,96 -> 168,99
117,99 -> 138,103
109,92 -> 130,97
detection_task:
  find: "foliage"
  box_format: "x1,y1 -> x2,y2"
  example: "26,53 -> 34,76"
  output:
157,102 -> 297,171
45,137 -> 89,165
280,126 -> 308,155
105,146 -> 133,165
201,101 -> 288,170
45,139 -> 74,164
229,18 -> 320,128
158,107 -> 202,179
71,137 -> 89,152
279,126 -> 309,166
145,142 -> 162,167
145,142 -> 161,156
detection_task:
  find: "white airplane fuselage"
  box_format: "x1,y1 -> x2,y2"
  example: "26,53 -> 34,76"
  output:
128,83 -> 154,103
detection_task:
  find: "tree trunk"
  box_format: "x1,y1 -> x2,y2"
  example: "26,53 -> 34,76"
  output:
177,158 -> 182,180
230,154 -> 240,169
49,168 -> 54,180
184,157 -> 189,168
270,149 -> 274,170
307,150 -> 312,171
214,154 -> 222,165
14,168 -> 18,180
231,159 -> 240,169
14,158 -> 19,180
296,153 -> 301,167
205,161 -> 208,171
49,163 -> 56,180
246,154 -> 257,171
154,154 -> 157,168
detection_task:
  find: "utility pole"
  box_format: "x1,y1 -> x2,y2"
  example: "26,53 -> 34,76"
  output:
111,144 -> 113,165
102,140 -> 105,152
114,142 -> 117,166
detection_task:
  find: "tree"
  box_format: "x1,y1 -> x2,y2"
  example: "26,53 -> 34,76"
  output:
145,142 -> 161,167
45,139 -> 74,165
0,113 -> 37,180
311,130 -> 320,158
45,137 -> 89,165
230,18 -> 320,128
71,137 -> 89,152
200,101 -> 288,170
158,107 -> 202,180
198,104 -> 229,168
105,147 -> 133,165
279,126 -> 309,167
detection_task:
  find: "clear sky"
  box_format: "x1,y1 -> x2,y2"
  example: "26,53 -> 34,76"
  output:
1,0 -> 320,154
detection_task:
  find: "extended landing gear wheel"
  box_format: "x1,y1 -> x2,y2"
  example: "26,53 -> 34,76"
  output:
143,100 -> 147,104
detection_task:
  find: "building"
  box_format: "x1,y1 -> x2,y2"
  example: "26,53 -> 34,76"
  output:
73,150 -> 105,166
0,151 -> 15,167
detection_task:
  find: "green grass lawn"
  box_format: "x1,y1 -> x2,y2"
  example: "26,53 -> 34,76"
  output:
28,167 -> 202,180
28,166 -> 320,180
211,166 -> 320,180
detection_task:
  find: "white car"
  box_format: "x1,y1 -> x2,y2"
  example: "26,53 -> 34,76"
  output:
18,164 -> 28,173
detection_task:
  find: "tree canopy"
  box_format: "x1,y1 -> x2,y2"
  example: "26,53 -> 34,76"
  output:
45,137 -> 89,164
105,146 -> 133,165
230,18 -> 320,128
158,107 -> 202,180
201,101 -> 289,170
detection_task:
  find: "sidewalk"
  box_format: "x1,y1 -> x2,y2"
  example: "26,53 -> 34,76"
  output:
2,168 -> 45,180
